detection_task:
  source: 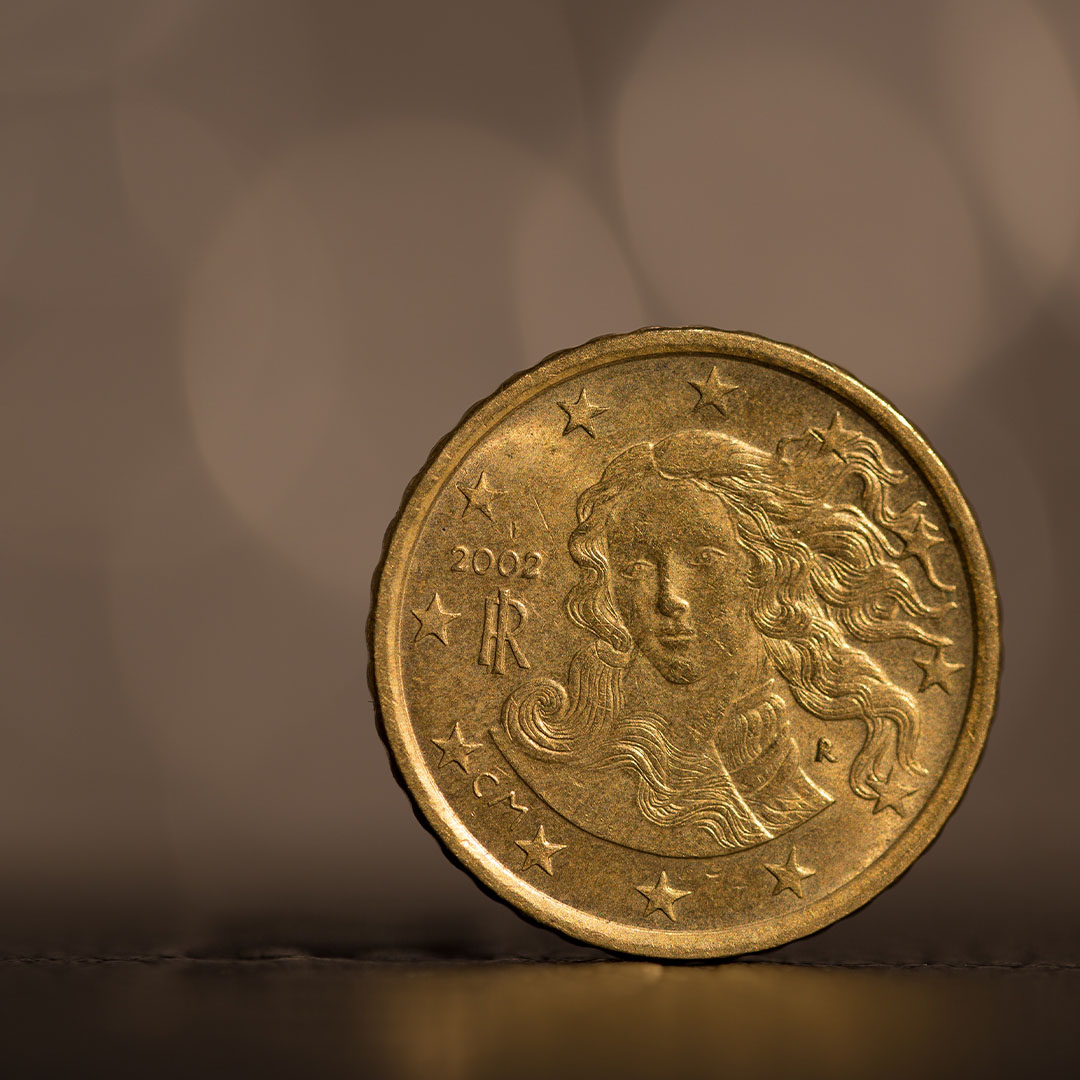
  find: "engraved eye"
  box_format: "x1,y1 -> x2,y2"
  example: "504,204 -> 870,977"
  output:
620,558 -> 655,578
690,546 -> 724,567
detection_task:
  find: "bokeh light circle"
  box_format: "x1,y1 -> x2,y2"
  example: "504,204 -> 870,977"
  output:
183,118 -> 642,596
615,1 -> 987,416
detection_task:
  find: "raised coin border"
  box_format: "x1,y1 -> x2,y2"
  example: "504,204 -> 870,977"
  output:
371,327 -> 1001,959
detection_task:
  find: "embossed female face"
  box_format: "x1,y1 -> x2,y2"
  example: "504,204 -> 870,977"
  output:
606,472 -> 754,685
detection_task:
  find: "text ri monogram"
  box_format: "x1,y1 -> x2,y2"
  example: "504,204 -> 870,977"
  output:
479,588 -> 530,675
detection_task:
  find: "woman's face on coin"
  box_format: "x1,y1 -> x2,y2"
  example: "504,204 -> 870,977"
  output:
606,473 -> 755,685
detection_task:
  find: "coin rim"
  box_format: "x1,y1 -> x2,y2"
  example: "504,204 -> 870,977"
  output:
372,327 -> 1001,959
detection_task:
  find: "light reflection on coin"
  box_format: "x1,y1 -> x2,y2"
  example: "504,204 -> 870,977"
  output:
372,328 -> 999,958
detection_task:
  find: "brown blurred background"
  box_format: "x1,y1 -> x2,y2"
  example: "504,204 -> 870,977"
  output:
1,0 -> 1078,970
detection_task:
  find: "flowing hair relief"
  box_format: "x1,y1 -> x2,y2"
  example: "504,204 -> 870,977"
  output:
502,422 -> 957,812
600,711 -> 771,850
502,641 -> 628,759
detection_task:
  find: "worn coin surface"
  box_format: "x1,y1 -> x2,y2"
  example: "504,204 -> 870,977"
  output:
372,328 -> 1000,958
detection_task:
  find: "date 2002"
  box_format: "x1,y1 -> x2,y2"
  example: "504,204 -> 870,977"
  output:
451,545 -> 543,579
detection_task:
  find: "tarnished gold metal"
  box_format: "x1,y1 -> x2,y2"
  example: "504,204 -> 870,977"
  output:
372,328 -> 1000,958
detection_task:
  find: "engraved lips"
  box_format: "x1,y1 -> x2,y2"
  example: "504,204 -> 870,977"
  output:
655,624 -> 696,646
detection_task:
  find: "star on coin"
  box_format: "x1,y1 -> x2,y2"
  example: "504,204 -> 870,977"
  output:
515,824 -> 566,875
811,412 -> 860,460
868,771 -> 918,816
897,514 -> 945,563
431,722 -> 483,773
457,471 -> 500,520
914,646 -> 965,694
689,366 -> 738,414
557,387 -> 608,437
411,591 -> 460,645
764,846 -> 816,898
636,869 -> 691,921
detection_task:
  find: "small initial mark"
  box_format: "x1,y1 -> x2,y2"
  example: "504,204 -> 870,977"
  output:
495,790 -> 529,815
457,471 -> 500,520
472,773 -> 499,798
764,847 -> 815,898
412,592 -> 460,645
689,366 -> 738,414
516,824 -> 565,875
868,771 -> 918,817
471,773 -> 530,814
431,722 -> 483,773
914,646 -> 964,694
815,738 -> 838,764
636,870 -> 691,921
558,388 -> 608,437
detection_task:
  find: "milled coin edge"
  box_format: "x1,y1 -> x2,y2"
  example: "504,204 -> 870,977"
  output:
370,327 -> 1001,959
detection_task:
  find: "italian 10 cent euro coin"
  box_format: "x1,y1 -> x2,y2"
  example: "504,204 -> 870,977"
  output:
371,328 -> 1000,958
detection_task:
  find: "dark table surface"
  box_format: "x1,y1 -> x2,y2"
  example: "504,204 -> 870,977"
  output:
4,955 -> 1077,1080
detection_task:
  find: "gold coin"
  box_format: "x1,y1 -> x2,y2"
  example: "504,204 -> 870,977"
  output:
372,328 -> 1000,958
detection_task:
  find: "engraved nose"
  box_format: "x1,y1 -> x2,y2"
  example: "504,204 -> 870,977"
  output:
656,555 -> 690,617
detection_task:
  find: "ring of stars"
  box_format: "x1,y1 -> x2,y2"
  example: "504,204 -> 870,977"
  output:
636,869 -> 691,921
411,591 -> 460,645
914,646 -> 964,694
867,771 -> 918,817
764,846 -> 815,898
457,471 -> 500,520
810,412 -> 861,460
689,366 -> 739,414
557,387 -> 608,437
516,824 -> 566,876
431,722 -> 483,773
